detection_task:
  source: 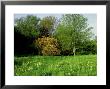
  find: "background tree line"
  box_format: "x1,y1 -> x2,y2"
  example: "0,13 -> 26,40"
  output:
14,14 -> 97,56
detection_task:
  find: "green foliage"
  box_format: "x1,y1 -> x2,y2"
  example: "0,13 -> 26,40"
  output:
14,15 -> 41,55
54,24 -> 72,51
39,16 -> 57,36
15,15 -> 40,38
14,55 -> 97,76
14,14 -> 96,56
83,39 -> 97,54
34,36 -> 60,55
54,14 -> 94,55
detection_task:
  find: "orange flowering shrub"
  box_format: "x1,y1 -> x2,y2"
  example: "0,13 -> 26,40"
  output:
35,36 -> 60,55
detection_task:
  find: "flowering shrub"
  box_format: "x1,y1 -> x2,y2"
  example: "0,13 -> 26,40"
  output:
42,44 -> 60,56
35,36 -> 60,55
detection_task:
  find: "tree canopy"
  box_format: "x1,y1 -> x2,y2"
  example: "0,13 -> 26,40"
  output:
39,16 -> 57,37
54,14 -> 94,55
14,14 -> 96,56
15,15 -> 40,38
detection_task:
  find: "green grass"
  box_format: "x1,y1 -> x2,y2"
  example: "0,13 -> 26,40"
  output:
14,55 -> 97,76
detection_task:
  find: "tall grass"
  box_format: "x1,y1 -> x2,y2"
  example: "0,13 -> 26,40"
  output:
14,55 -> 96,76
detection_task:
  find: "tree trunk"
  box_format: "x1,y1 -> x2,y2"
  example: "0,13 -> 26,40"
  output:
73,46 -> 76,56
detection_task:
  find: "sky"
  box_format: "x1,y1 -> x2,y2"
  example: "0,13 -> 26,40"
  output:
14,14 -> 97,35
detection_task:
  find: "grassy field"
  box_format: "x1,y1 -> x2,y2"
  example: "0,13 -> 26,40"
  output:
14,55 -> 97,76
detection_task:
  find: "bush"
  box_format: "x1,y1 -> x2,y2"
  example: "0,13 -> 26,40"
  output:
42,44 -> 60,56
14,27 -> 39,56
35,36 -> 60,55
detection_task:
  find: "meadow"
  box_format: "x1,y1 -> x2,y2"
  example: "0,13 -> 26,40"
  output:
14,55 -> 97,76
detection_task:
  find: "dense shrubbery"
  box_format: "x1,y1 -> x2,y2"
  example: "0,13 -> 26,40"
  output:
42,45 -> 60,56
14,15 -> 40,56
14,15 -> 97,56
35,36 -> 60,55
14,26 -> 38,56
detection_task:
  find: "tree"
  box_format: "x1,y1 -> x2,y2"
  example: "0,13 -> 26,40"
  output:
80,38 -> 97,55
15,15 -> 40,38
54,14 -> 93,56
14,15 -> 40,55
39,16 -> 57,37
85,36 -> 97,54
